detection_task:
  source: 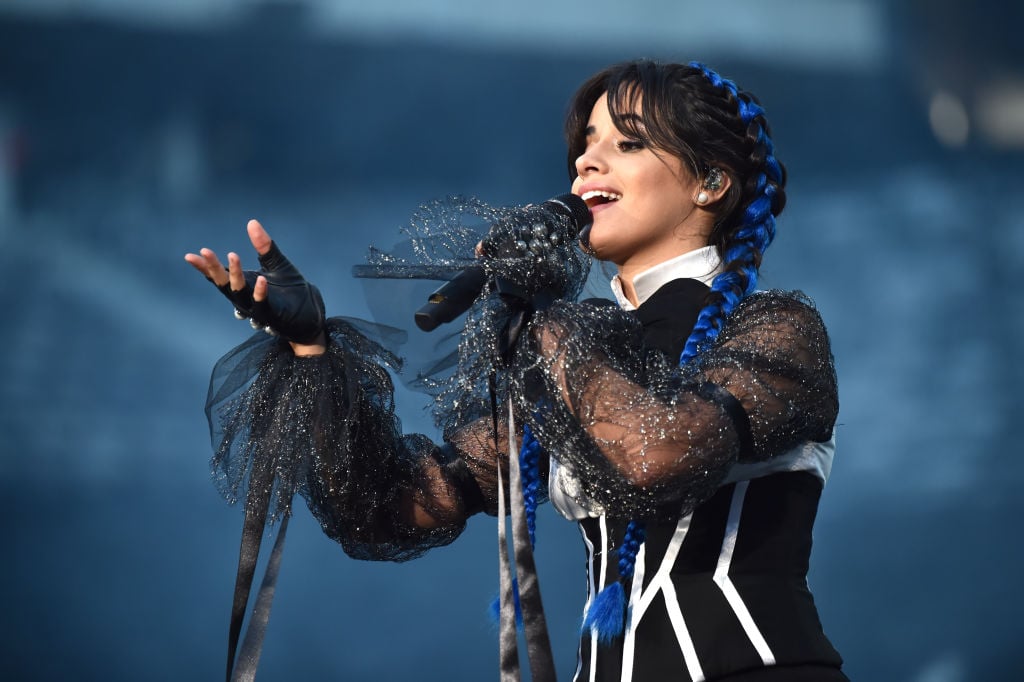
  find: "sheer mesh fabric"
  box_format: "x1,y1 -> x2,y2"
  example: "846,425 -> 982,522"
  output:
359,195 -> 590,303
511,290 -> 837,520
206,317 -> 500,561
204,194 -> 835,559
205,194 -> 589,562
206,288 -> 835,557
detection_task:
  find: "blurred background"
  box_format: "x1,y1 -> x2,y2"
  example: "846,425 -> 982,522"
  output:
1,0 -> 1022,680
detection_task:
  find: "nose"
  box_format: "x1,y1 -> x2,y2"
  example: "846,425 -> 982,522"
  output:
574,145 -> 606,179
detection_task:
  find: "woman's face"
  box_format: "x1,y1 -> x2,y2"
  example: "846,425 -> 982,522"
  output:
571,93 -> 708,273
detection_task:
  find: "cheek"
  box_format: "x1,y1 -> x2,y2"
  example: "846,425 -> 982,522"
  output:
644,178 -> 695,223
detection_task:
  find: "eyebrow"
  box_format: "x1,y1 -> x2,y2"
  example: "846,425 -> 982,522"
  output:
584,114 -> 645,139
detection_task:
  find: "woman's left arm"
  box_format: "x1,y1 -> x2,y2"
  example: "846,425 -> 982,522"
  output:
522,292 -> 837,518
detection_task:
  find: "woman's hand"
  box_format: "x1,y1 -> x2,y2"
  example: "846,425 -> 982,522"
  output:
185,219 -> 327,356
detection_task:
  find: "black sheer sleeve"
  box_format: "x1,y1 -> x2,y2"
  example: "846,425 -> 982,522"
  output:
206,194 -> 590,563
205,317 -> 512,562
514,290 -> 838,521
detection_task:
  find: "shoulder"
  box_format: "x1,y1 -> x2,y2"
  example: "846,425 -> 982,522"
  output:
716,290 -> 834,361
730,290 -> 828,329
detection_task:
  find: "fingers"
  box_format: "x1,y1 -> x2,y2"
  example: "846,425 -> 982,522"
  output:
184,248 -> 229,286
184,218 -> 270,288
253,275 -> 268,302
228,252 -> 246,292
247,219 -> 273,256
183,253 -> 207,275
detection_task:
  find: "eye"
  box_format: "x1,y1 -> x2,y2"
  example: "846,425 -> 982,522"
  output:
616,138 -> 646,152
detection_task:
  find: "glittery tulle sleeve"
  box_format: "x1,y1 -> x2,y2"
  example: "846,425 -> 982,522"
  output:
204,194 -> 594,562
205,316 -> 510,562
512,290 -> 838,520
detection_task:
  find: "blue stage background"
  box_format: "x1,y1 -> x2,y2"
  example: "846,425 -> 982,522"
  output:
1,2 -> 1022,680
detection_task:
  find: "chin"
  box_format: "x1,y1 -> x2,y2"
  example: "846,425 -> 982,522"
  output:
584,233 -> 624,264
581,236 -> 608,260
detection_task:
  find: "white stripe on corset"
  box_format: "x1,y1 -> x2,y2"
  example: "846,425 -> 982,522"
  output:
619,543 -> 645,682
623,512 -> 703,681
661,578 -> 705,682
578,516 -> 609,682
713,480 -> 776,666
573,523 -> 594,682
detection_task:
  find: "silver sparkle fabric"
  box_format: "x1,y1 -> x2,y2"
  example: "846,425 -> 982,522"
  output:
203,195 -> 837,560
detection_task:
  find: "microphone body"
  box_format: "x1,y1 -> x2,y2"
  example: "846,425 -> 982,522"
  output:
415,194 -> 591,332
414,265 -> 489,332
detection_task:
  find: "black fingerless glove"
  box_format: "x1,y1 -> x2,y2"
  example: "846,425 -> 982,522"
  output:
481,226 -> 566,365
478,205 -> 581,310
215,241 -> 326,344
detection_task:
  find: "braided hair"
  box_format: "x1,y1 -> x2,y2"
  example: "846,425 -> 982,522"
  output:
561,59 -> 788,643
514,60 -> 786,642
675,62 -> 787,363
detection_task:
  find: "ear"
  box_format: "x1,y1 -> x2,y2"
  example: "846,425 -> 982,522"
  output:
694,167 -> 731,207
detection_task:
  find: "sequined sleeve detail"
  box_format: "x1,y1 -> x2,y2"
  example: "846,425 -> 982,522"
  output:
512,290 -> 838,520
205,317 -> 511,562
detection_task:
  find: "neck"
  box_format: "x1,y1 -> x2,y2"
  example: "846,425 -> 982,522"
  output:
616,242 -> 713,307
617,274 -> 640,307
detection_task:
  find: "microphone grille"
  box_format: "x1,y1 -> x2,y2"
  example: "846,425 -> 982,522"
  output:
545,193 -> 592,236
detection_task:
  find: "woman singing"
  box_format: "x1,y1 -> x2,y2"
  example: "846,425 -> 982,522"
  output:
186,60 -> 847,681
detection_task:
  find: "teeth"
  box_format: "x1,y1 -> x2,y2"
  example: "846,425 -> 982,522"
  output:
581,190 -> 621,202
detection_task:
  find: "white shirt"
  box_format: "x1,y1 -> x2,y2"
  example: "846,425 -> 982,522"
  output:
609,246 -> 722,310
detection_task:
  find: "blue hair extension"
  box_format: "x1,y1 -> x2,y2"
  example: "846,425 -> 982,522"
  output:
689,61 -> 739,98
488,423 -> 542,630
540,62 -> 786,648
678,62 -> 784,366
575,61 -> 787,648
519,423 -> 543,549
489,577 -> 524,629
617,519 -> 647,581
584,57 -> 793,621
582,581 -> 625,645
582,520 -> 646,644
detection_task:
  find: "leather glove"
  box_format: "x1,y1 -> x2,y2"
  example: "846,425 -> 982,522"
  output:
215,241 -> 326,344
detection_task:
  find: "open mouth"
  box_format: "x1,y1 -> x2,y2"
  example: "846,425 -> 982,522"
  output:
580,190 -> 622,209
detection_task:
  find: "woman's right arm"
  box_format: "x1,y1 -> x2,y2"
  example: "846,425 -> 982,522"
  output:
188,221 -> 510,561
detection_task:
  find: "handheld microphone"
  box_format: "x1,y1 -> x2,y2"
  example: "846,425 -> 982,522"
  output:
414,193 -> 591,332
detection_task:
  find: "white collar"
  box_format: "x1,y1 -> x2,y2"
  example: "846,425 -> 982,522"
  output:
610,246 -> 722,310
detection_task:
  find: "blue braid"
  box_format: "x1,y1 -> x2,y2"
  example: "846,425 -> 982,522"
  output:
581,519 -> 647,642
678,62 -> 783,366
617,519 -> 646,579
568,63 -> 787,645
585,65 -> 784,641
601,62 -> 784,635
488,422 -> 542,629
519,423 -> 543,548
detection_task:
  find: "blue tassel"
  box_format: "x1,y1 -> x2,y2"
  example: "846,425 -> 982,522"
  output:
489,578 -> 523,630
582,581 -> 626,645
